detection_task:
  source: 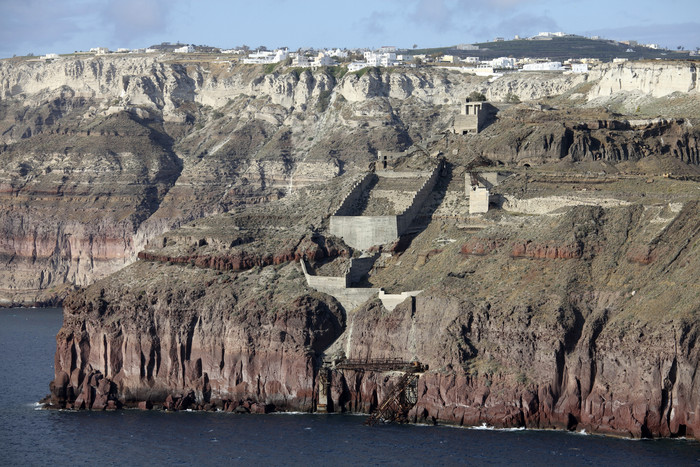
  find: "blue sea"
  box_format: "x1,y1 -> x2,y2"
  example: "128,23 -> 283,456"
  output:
1,307 -> 698,466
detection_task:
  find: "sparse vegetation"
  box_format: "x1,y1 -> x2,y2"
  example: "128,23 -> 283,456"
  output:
505,92 -> 521,103
316,89 -> 333,112
468,91 -> 487,102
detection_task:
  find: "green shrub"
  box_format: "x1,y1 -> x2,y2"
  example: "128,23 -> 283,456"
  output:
468,91 -> 487,102
316,90 -> 333,112
327,65 -> 347,81
505,92 -> 521,103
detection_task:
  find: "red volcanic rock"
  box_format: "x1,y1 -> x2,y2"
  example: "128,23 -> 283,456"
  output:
250,403 -> 267,414
49,264 -> 346,415
137,401 -> 153,410
137,235 -> 346,272
511,240 -> 582,259
164,395 -> 177,411
626,244 -> 661,264
460,238 -> 503,256
46,203 -> 700,441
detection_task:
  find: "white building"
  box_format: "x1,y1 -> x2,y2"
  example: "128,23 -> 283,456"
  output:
456,44 -> 479,51
41,53 -> 59,60
90,47 -> 110,55
174,45 -> 195,53
312,52 -> 335,67
571,63 -> 589,73
364,51 -> 398,67
326,48 -> 348,59
536,31 -> 567,38
522,61 -> 564,71
293,55 -> 311,67
242,48 -> 289,64
488,57 -> 516,69
348,62 -> 368,72
463,56 -> 479,64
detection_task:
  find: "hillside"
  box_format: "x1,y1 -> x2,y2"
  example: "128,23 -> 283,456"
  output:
412,36 -> 693,61
0,53 -> 698,438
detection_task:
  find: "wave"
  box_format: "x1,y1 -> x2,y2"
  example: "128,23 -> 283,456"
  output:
468,422 -> 526,432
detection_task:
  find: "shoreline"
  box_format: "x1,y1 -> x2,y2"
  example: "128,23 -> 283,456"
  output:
37,399 -> 700,443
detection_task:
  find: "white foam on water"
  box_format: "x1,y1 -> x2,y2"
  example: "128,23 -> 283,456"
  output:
468,422 -> 526,432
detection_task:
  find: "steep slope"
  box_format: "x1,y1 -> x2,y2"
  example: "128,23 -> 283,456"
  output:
46,164 -> 700,439
2,56 -> 699,304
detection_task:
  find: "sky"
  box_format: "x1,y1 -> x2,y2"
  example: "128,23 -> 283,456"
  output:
0,0 -> 699,58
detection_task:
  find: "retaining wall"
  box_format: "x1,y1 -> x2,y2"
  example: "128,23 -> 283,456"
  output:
330,162 -> 442,250
333,173 -> 375,216
377,290 -> 423,311
300,259 -> 379,311
397,162 -> 442,233
330,216 -> 398,250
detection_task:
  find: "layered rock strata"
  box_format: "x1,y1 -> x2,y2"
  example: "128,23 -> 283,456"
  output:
48,192 -> 700,439
2,57 -> 700,304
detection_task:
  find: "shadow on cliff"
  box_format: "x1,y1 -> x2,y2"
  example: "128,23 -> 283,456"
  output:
391,162 -> 452,253
133,119 -> 184,225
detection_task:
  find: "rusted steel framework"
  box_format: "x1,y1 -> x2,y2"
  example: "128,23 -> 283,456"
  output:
335,358 -> 425,373
326,358 -> 426,425
364,372 -> 420,426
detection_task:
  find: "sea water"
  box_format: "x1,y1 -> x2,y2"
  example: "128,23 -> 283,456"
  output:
1,308 -> 698,466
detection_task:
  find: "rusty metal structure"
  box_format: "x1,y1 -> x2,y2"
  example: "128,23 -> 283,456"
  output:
335,358 -> 423,373
326,357 -> 426,425
364,371 -> 421,426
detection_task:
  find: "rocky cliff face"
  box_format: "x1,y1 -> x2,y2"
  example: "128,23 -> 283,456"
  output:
47,165 -> 700,439
2,56 -> 699,304
5,55 -> 700,438
326,202 -> 700,438
51,261 -> 344,412
588,61 -> 698,99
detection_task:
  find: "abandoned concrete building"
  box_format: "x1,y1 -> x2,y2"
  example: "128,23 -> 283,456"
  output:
453,99 -> 493,134
377,150 -> 404,170
466,171 -> 510,214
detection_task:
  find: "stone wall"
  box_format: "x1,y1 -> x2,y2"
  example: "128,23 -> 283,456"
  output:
300,259 -> 348,288
397,162 -> 442,233
330,216 -> 399,250
331,162 -> 442,250
300,259 -> 379,311
333,173 -> 375,216
377,290 -> 422,311
469,186 -> 489,214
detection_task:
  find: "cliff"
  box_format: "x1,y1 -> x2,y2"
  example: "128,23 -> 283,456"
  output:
47,161 -> 700,439
1,55 -> 699,304
3,54 -> 700,438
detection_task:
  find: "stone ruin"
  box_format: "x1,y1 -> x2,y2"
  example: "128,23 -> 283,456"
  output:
466,171 -> 510,214
452,99 -> 495,134
300,257 -> 422,313
329,160 -> 444,250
